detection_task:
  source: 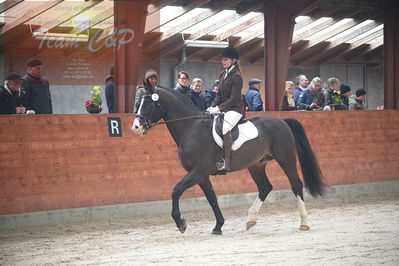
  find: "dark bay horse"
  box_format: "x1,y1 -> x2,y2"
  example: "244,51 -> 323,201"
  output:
132,86 -> 325,235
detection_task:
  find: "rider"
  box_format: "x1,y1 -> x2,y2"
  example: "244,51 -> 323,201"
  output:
207,46 -> 244,172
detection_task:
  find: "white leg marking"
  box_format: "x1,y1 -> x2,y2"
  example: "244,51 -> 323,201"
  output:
297,195 -> 310,230
247,197 -> 264,224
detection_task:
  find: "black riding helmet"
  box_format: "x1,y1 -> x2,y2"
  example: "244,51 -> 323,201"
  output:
220,46 -> 239,59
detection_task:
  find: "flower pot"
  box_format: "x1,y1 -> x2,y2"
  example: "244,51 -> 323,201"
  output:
86,107 -> 103,114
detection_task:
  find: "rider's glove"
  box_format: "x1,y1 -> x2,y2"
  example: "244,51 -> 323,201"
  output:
208,106 -> 220,114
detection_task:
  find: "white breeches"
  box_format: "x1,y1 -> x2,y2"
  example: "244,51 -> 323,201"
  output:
222,110 -> 242,135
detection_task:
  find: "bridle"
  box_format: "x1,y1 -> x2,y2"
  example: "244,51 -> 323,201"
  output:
135,92 -> 211,131
135,94 -> 161,131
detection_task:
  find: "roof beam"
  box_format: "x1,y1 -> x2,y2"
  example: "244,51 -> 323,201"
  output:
3,1 -> 105,55
34,1 -> 104,34
316,28 -> 383,64
74,6 -> 113,34
301,21 -> 382,64
0,0 -> 23,14
145,0 -> 211,33
161,0 -> 243,42
159,0 -> 244,57
187,3 -> 265,59
233,28 -> 264,47
147,0 -> 178,16
290,11 -> 382,61
363,45 -> 383,62
360,39 -> 384,58
343,27 -> 384,56
235,38 -> 263,57
292,10 -> 361,44
214,12 -> 263,42
1,0 -> 64,35
293,7 -> 340,31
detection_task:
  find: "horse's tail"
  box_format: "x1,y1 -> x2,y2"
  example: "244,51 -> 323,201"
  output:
283,118 -> 326,198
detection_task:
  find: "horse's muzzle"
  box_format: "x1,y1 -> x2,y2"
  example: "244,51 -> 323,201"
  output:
132,117 -> 148,135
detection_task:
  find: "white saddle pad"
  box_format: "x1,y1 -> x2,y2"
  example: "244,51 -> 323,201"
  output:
212,117 -> 259,151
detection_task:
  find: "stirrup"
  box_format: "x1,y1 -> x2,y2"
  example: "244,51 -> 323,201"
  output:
216,159 -> 229,171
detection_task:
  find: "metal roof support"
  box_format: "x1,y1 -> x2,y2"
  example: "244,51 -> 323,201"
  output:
383,0 -> 399,109
114,1 -> 149,113
263,0 -> 317,111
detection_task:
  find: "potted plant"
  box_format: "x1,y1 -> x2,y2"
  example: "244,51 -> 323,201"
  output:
84,86 -> 103,113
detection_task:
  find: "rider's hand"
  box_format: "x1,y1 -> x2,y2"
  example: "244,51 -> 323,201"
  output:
208,106 -> 220,114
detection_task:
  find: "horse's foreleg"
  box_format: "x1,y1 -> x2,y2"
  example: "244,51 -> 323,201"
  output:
199,178 -> 224,235
171,171 -> 206,234
246,163 -> 273,230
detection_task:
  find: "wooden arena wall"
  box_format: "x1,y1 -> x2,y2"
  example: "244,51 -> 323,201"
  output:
0,110 -> 398,215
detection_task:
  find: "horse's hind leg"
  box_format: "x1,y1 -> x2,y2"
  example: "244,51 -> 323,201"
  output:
274,149 -> 310,230
246,162 -> 273,230
199,178 -> 224,235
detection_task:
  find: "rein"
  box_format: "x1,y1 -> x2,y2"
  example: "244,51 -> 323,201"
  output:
136,88 -> 212,130
149,113 -> 210,127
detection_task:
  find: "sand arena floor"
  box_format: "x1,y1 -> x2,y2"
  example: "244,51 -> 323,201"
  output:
1,193 -> 398,265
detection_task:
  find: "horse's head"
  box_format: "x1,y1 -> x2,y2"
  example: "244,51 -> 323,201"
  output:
132,87 -> 164,135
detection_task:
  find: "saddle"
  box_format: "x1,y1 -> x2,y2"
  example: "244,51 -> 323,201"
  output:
212,114 -> 259,151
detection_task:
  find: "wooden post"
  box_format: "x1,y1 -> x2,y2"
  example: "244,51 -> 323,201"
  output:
263,0 -> 317,111
114,1 -> 149,113
384,0 -> 399,109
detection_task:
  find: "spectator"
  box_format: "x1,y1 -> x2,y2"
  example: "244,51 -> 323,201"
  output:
22,58 -> 52,114
322,77 -> 340,108
105,65 -> 115,113
298,77 -> 325,111
0,72 -> 29,114
282,81 -> 297,111
294,75 -> 308,103
349,88 -> 367,110
340,84 -> 351,110
135,69 -> 158,113
244,78 -> 263,111
190,78 -> 206,111
174,71 -> 192,100
204,80 -> 219,109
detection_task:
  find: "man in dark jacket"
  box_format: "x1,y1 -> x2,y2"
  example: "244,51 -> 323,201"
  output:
0,72 -> 29,114
244,78 -> 263,111
22,58 -> 53,114
340,84 -> 351,109
105,65 -> 115,113
349,88 -> 367,110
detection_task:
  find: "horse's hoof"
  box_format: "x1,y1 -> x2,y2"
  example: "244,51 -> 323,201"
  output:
299,225 -> 310,231
178,219 -> 187,234
211,229 -> 222,235
246,220 -> 257,230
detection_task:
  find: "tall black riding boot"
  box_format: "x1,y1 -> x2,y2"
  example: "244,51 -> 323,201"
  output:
217,130 -> 232,171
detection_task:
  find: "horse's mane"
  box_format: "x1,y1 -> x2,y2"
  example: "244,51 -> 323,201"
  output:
157,86 -> 202,113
